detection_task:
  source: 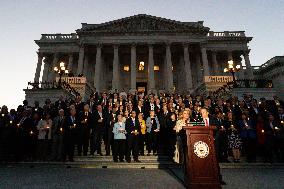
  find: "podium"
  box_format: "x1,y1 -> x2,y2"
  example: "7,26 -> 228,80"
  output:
183,126 -> 221,189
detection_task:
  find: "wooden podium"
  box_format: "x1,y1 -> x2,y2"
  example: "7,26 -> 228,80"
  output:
183,126 -> 221,189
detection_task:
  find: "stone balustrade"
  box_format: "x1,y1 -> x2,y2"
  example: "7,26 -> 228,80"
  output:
40,33 -> 79,40
207,31 -> 246,37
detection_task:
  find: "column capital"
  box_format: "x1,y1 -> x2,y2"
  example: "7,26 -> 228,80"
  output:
200,42 -> 207,49
243,49 -> 251,56
95,43 -> 103,48
165,42 -> 172,47
182,42 -> 190,48
53,52 -> 59,57
113,44 -> 119,49
37,51 -> 43,57
148,43 -> 155,47
131,43 -> 137,48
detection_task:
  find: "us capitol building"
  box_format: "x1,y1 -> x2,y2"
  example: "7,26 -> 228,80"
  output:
27,14 -> 283,103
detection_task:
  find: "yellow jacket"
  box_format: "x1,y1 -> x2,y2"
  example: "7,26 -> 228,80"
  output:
140,120 -> 146,135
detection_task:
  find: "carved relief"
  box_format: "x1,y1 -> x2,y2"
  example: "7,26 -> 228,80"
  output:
87,17 -> 198,32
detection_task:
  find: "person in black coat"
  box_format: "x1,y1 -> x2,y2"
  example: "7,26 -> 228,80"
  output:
91,105 -> 105,156
63,108 -> 77,161
103,105 -> 114,156
125,110 -> 141,163
200,107 -> 226,185
77,104 -> 92,156
215,111 -> 229,162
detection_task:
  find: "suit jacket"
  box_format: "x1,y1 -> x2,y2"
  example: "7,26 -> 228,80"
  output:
78,111 -> 93,130
238,119 -> 256,139
146,116 -> 160,133
64,116 -> 78,138
125,117 -> 141,137
52,116 -> 66,136
93,111 -> 105,133
144,102 -> 158,118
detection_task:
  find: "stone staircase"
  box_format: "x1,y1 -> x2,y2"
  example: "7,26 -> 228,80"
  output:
71,142 -> 178,169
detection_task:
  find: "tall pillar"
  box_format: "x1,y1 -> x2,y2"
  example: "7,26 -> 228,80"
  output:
243,50 -> 254,79
34,52 -> 43,83
201,46 -> 210,76
77,46 -> 84,75
212,51 -> 219,75
227,50 -> 233,61
112,45 -> 120,91
94,45 -> 102,92
83,55 -> 89,78
130,44 -> 136,91
148,44 -> 155,92
67,53 -> 73,73
48,53 -> 59,82
183,44 -> 193,92
166,43 -> 174,92
42,56 -> 50,82
195,53 -> 202,85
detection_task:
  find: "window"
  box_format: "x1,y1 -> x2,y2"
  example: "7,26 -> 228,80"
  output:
154,65 -> 159,71
138,61 -> 145,71
123,65 -> 129,72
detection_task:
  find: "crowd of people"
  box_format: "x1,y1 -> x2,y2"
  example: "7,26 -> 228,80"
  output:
0,92 -> 283,164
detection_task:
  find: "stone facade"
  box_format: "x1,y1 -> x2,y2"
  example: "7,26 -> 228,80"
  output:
253,56 -> 284,100
34,14 -> 254,94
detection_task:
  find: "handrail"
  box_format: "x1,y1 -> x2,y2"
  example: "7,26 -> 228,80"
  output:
27,81 -> 80,97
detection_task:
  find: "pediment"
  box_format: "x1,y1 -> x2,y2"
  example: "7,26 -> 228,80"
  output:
77,14 -> 209,34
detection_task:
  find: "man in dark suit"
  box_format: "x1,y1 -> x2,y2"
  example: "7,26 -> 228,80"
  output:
125,110 -> 141,163
134,100 -> 145,117
215,112 -> 229,162
144,97 -> 158,119
86,94 -> 97,113
91,105 -> 104,156
103,105 -> 114,156
77,104 -> 92,156
51,109 -> 66,161
200,107 -> 226,185
55,95 -> 67,112
63,108 -> 77,161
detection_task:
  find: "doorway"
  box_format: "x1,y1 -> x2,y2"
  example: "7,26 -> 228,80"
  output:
136,82 -> 147,93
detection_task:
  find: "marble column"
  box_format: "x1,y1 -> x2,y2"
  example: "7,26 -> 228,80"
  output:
42,57 -> 50,82
112,45 -> 120,91
227,50 -> 233,61
83,55 -> 89,78
183,44 -> 193,91
77,46 -> 84,75
212,51 -> 219,75
201,47 -> 210,76
148,44 -> 155,92
243,50 -> 254,79
94,45 -> 102,91
166,43 -> 174,92
67,53 -> 73,73
48,53 -> 59,82
196,53 -> 202,85
130,44 -> 136,91
34,52 -> 43,83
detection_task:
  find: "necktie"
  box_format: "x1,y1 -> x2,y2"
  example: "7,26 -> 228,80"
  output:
205,119 -> 209,127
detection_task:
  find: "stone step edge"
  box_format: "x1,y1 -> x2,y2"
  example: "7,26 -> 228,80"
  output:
2,162 -> 284,168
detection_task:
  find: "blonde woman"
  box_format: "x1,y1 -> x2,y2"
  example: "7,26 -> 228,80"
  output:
36,113 -> 52,161
138,112 -> 146,155
174,109 -> 191,164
